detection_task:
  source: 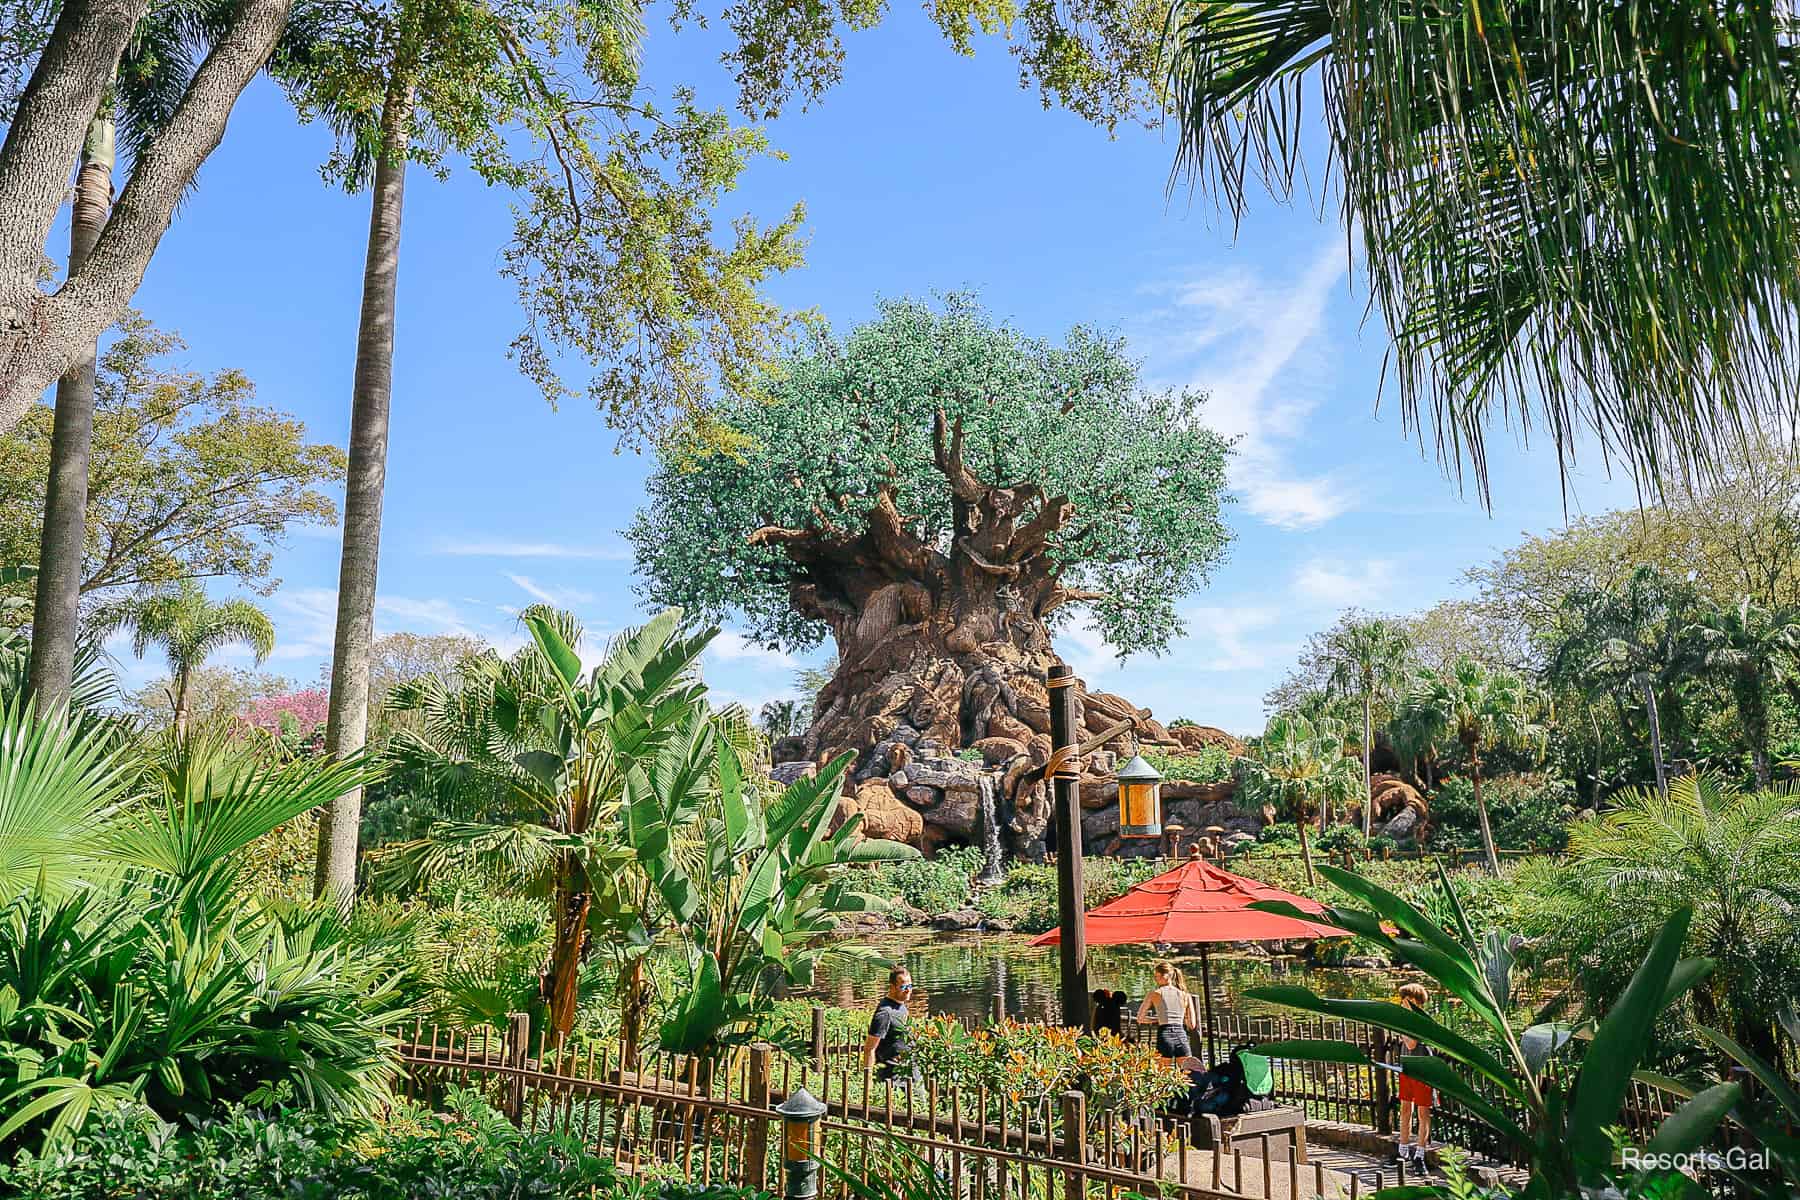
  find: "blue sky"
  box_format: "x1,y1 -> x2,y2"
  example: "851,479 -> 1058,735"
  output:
101,8 -> 1644,733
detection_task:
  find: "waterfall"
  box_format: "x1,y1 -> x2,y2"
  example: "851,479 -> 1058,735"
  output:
977,773 -> 1005,884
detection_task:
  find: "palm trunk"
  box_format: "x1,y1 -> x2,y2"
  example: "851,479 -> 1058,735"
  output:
172,661 -> 191,734
314,81 -> 415,908
618,955 -> 649,1068
26,115 -> 113,713
544,852 -> 590,1042
1637,671 -> 1667,797
1472,755 -> 1499,874
1361,692 -> 1374,836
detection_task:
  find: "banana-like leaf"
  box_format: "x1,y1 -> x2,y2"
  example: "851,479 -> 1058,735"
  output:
1243,986 -> 1517,1096
1520,1023 -> 1574,1077
1694,1025 -> 1800,1118
1567,908 -> 1694,1168
1644,1082 -> 1741,1158
522,611 -> 583,690
1249,1038 -> 1371,1065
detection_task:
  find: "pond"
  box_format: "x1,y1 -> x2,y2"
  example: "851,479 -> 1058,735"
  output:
780,930 -> 1408,1026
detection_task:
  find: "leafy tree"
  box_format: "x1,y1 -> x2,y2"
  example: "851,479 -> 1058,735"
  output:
757,698 -> 807,740
1516,774 -> 1800,1073
126,665 -> 295,730
90,581 -> 276,733
631,296 -> 1232,766
1237,713 -> 1361,884
1548,566 -> 1701,798
1681,598 -> 1800,789
1397,659 -> 1547,873
1163,1 -> 1800,496
0,316 -> 345,615
1321,615 -> 1410,835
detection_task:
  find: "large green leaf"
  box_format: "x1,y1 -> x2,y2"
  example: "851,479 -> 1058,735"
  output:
657,951 -> 726,1054
0,700 -> 132,900
1243,986 -> 1517,1095
1249,1038 -> 1370,1065
1694,1025 -> 1800,1118
522,611 -> 583,689
1396,1055 -> 1526,1143
1567,908 -> 1696,1169
1643,1082 -> 1741,1158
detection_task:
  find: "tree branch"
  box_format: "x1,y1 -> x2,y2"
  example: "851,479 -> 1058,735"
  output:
931,408 -> 983,501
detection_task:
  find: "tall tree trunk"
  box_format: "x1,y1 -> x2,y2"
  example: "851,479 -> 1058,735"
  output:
1361,691 -> 1373,836
314,82 -> 414,908
1472,753 -> 1499,874
171,660 -> 190,734
26,115 -> 113,713
543,853 -> 590,1042
1636,671 -> 1668,797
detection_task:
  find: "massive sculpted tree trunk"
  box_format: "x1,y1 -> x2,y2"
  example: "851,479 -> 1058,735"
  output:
765,415 -> 1086,767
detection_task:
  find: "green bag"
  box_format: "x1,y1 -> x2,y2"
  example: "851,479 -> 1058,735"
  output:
1238,1051 -> 1275,1097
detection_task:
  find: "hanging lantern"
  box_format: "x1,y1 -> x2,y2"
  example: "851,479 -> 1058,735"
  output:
1116,754 -> 1163,838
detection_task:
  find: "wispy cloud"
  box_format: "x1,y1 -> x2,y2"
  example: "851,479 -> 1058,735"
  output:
1134,244 -> 1357,529
436,538 -> 631,561
1290,558 -> 1394,610
505,573 -> 596,607
706,631 -> 797,672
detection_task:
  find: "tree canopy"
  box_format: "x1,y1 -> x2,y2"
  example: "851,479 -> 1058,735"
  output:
630,296 -> 1233,658
0,316 -> 345,610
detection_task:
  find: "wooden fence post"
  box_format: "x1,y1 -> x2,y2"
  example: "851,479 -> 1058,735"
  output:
746,1043 -> 773,1191
992,992 -> 1005,1027
1058,1090 -> 1087,1200
504,1011 -> 531,1125
811,1005 -> 827,1065
1373,1030 -> 1392,1136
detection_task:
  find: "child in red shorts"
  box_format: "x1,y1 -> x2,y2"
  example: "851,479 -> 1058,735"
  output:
1395,982 -> 1435,1176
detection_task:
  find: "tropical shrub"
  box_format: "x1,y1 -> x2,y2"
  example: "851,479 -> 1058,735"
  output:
0,1087 -> 738,1199
0,715 -> 404,1154
1139,743 -> 1233,783
869,845 -> 982,915
1313,824 -> 1365,854
1248,864 -> 1743,1196
1256,821 -> 1299,845
906,1017 -> 1184,1116
973,856 -> 1162,933
1433,774 -> 1576,852
1514,774 -> 1800,1072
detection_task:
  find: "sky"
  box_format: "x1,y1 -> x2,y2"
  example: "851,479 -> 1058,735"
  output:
95,8 -> 1647,733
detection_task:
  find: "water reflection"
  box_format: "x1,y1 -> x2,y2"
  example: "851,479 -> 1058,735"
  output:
783,931 -> 1400,1024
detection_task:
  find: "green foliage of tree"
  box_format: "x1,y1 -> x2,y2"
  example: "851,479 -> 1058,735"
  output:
126,666 -> 296,731
1236,713 -> 1361,884
1680,598 -> 1800,790
1396,660 -> 1547,874
1515,774 -> 1800,1076
630,295 -> 1233,657
90,581 -> 276,733
1320,615 -> 1410,835
1163,0 -> 1800,497
0,317 -> 345,611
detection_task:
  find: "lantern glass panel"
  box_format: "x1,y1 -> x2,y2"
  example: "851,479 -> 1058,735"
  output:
784,1118 -> 817,1162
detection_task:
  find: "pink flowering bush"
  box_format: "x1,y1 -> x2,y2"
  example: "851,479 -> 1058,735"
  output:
240,689 -> 330,752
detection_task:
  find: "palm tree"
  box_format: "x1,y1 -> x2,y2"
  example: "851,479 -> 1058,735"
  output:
1548,565 -> 1700,797
90,581 -> 275,733
1321,616 -> 1410,835
1238,713 -> 1362,884
1162,2 -> 1800,497
1681,598 -> 1800,789
1398,658 -> 1547,873
1516,774 -> 1800,1069
377,606 -> 715,1042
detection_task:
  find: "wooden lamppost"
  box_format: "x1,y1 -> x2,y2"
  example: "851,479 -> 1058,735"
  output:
1047,664 -> 1088,1029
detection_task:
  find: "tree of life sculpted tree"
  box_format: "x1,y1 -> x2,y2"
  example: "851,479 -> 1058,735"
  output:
632,297 -> 1234,854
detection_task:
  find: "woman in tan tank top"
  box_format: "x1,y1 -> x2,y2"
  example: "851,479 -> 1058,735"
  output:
1136,961 -> 1193,1061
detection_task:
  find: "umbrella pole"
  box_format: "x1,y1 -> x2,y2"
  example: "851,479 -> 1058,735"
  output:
1201,945 -> 1219,1067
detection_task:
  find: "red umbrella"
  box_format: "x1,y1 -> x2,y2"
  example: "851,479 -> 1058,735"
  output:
1030,857 -> 1345,1061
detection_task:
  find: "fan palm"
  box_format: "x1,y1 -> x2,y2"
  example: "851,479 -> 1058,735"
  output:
1162,1 -> 1800,497
1680,597 -> 1800,789
1516,774 -> 1800,1071
89,581 -> 275,733
1239,713 -> 1362,883
1322,616 -> 1410,834
1398,659 -> 1547,873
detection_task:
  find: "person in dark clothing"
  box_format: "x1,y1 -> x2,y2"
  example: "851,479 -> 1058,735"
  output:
863,965 -> 913,1082
1090,989 -> 1128,1036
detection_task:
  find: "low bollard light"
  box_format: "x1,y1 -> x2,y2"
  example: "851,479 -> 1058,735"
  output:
775,1087 -> 827,1200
